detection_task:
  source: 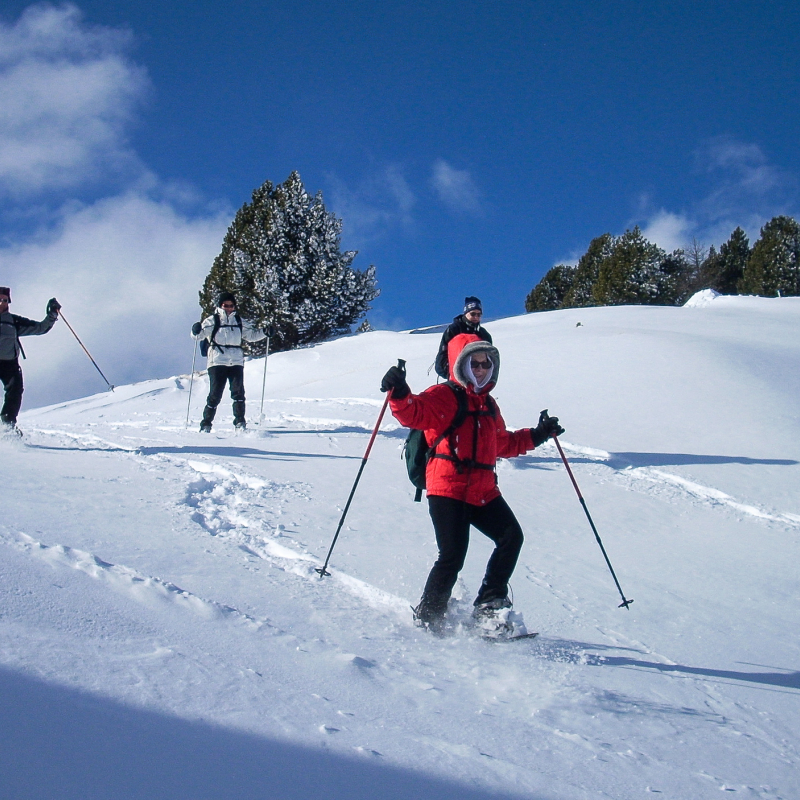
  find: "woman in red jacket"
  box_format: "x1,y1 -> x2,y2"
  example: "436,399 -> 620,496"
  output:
381,333 -> 563,633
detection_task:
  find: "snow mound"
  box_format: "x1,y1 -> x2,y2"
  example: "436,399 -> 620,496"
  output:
683,288 -> 720,307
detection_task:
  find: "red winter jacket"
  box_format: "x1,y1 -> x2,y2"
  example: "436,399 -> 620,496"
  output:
390,333 -> 535,506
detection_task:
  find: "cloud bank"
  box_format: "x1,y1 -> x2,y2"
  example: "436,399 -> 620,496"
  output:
0,5 -> 227,409
0,4 -> 148,197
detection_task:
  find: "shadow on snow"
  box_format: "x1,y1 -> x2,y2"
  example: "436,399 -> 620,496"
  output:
539,638 -> 800,693
513,452 -> 798,470
0,665 -> 542,800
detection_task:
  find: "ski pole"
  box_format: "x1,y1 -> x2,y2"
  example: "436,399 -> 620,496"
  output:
316,359 -> 404,578
546,413 -> 633,610
57,311 -> 114,391
258,330 -> 271,425
185,337 -> 199,428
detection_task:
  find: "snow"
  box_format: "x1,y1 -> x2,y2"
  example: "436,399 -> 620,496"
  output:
2,297 -> 799,799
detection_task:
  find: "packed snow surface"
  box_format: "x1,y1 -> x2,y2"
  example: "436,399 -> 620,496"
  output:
2,295 -> 799,799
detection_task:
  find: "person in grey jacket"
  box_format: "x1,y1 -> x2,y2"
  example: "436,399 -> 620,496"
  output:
191,291 -> 266,432
0,286 -> 60,432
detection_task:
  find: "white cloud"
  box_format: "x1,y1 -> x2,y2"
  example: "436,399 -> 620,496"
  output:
326,165 -> 416,245
631,136 -> 797,253
0,4 -> 148,196
700,136 -> 781,194
430,159 -> 482,215
639,209 -> 692,253
0,192 -> 229,408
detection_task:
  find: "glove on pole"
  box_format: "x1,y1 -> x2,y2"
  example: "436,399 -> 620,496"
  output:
316,359 -> 405,578
57,310 -> 115,391
185,337 -> 199,429
543,409 -> 633,609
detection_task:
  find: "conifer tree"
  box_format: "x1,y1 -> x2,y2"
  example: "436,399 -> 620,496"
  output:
592,227 -> 669,305
700,228 -> 749,294
738,216 -> 800,297
200,172 -> 379,353
715,228 -> 750,294
561,233 -> 614,308
525,265 -> 576,311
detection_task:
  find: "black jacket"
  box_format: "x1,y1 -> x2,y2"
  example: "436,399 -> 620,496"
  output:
434,315 -> 492,379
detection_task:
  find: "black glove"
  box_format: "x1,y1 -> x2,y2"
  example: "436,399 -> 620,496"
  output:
47,297 -> 61,315
191,321 -> 202,336
531,409 -> 564,447
265,325 -> 276,337
380,365 -> 410,399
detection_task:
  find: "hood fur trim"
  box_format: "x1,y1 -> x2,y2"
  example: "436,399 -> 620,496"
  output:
452,339 -> 500,391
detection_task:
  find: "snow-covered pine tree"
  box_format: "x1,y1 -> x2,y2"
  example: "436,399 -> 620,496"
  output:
592,227 -> 674,306
200,172 -> 379,354
561,233 -> 615,308
738,216 -> 800,297
525,264 -> 577,311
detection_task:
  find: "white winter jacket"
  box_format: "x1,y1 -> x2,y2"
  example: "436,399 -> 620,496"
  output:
193,309 -> 266,368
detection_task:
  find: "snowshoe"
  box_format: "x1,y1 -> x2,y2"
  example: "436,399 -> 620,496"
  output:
472,597 -> 529,641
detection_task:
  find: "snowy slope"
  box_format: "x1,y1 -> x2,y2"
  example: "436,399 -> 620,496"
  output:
2,295 -> 799,800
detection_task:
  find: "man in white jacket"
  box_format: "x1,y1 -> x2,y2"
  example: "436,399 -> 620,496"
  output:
191,292 -> 266,432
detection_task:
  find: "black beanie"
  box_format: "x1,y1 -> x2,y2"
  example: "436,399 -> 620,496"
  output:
464,296 -> 482,314
217,291 -> 236,307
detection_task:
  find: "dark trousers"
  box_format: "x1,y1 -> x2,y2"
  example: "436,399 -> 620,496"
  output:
202,365 -> 245,426
421,494 -> 524,616
0,359 -> 23,425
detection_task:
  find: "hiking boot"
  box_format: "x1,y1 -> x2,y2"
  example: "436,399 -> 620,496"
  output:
199,423 -> 212,433
1,421 -> 22,438
473,596 -> 512,618
412,602 -> 448,637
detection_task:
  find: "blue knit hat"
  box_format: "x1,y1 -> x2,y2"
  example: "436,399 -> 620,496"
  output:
464,296 -> 482,314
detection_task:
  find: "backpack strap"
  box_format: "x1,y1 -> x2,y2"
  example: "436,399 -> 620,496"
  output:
2,317 -> 26,359
426,382 -> 468,455
209,311 -> 244,353
429,385 -> 496,473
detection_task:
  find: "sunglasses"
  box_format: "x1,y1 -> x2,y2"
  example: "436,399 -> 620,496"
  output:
470,359 -> 491,370
0,297 -> 9,303
221,302 -> 235,308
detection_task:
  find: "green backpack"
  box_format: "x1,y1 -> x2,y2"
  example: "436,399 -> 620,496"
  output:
403,382 -> 468,502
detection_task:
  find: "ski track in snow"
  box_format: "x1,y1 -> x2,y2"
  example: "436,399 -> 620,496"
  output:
25,423 -> 420,624
23,419 -> 798,641
525,440 -> 800,529
1,529 -> 279,634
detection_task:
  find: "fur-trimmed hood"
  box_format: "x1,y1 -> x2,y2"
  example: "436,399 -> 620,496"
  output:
447,333 -> 501,393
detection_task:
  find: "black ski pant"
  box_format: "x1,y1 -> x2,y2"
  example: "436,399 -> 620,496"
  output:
0,358 -> 23,426
420,494 -> 524,617
202,365 -> 245,427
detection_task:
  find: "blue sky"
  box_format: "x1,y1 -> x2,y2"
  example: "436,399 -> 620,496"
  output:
1,1 -> 799,405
